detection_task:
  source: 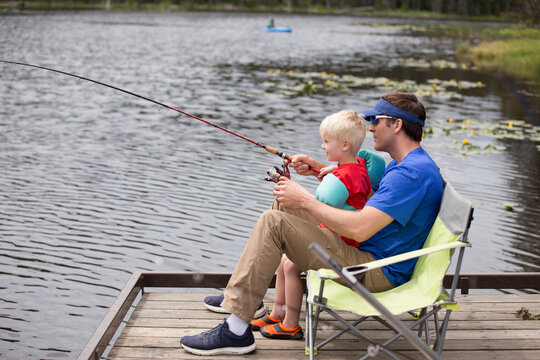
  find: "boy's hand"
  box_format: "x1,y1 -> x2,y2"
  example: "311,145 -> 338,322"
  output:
287,154 -> 324,176
317,165 -> 337,180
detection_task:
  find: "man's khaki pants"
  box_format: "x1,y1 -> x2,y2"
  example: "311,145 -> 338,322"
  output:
222,200 -> 393,323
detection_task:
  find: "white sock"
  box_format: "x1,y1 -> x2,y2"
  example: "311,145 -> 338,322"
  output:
226,313 -> 249,336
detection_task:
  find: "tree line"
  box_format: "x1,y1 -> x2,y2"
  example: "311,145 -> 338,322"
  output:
374,1 -> 537,20
7,0 -> 539,24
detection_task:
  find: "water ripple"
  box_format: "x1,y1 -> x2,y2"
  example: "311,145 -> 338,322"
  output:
0,11 -> 539,360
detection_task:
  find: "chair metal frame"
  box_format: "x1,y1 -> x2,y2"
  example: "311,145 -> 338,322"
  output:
305,183 -> 474,360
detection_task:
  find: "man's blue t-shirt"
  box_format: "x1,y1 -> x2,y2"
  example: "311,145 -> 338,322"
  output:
359,147 -> 443,287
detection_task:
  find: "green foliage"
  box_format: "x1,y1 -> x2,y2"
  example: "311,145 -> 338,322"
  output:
408,23 -> 540,89
1,0 -> 538,24
466,38 -> 540,86
302,81 -> 317,96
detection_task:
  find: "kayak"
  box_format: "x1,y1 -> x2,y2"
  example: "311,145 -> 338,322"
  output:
261,26 -> 292,33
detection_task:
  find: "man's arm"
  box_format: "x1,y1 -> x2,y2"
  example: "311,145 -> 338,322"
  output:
273,177 -> 394,243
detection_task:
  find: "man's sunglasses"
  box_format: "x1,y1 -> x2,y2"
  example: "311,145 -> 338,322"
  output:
371,115 -> 397,125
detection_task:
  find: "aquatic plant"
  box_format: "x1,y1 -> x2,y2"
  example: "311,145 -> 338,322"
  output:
262,69 -> 484,101
503,203 -> 524,212
440,117 -> 540,152
260,69 -> 540,156
300,81 -> 320,96
389,58 -> 477,71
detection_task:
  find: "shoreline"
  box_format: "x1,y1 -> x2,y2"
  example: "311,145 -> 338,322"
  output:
3,6 -> 537,114
0,3 -> 524,24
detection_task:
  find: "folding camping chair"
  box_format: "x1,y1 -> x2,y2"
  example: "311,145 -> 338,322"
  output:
305,182 -> 474,360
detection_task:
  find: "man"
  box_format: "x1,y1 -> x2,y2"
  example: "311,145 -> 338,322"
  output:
180,92 -> 444,355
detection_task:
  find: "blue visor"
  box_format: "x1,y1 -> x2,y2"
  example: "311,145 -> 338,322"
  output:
361,98 -> 424,127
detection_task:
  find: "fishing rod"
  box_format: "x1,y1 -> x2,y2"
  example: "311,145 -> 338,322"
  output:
0,60 -> 320,177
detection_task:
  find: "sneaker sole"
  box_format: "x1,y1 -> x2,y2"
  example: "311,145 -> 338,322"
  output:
203,302 -> 230,314
254,306 -> 266,319
204,303 -> 266,319
260,331 -> 304,340
181,342 -> 256,355
260,325 -> 304,340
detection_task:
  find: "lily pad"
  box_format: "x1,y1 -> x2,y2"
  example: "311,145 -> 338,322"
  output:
502,203 -> 523,212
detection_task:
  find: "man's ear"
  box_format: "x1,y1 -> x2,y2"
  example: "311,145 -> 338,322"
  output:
393,118 -> 403,133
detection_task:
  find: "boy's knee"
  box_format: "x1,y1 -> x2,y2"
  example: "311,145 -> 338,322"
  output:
283,259 -> 300,275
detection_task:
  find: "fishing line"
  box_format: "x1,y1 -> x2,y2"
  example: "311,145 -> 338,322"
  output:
0,60 -> 320,174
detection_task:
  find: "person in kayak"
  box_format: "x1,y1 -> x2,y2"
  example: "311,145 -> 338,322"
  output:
268,18 -> 275,28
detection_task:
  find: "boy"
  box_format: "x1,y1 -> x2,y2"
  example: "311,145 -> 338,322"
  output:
252,110 -> 372,340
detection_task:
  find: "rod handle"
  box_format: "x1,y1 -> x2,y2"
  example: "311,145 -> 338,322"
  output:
265,146 -> 321,174
265,146 -> 286,158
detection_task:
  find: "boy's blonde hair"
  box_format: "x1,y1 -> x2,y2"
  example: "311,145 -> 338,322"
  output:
319,110 -> 366,154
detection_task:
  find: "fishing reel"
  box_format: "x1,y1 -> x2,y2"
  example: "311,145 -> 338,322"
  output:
265,164 -> 291,183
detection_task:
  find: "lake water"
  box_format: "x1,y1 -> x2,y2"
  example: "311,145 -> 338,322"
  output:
0,11 -> 539,359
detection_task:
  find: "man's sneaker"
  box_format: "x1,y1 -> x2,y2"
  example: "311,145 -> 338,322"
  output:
260,322 -> 304,340
203,294 -> 266,318
180,320 -> 256,355
250,314 -> 280,331
203,294 -> 229,313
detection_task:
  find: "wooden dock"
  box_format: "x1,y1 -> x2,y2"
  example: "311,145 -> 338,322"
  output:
79,273 -> 540,360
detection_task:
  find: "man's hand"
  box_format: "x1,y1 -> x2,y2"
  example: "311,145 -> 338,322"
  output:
273,177 -> 314,209
287,154 -> 325,177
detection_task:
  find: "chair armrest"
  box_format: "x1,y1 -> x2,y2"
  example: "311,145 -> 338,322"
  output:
316,268 -> 340,280
345,241 -> 471,276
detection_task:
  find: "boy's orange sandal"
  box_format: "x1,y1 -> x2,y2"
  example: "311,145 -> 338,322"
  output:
260,322 -> 304,340
250,314 -> 280,331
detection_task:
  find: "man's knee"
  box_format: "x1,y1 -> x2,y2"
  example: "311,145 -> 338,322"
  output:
258,209 -> 293,231
253,210 -> 291,251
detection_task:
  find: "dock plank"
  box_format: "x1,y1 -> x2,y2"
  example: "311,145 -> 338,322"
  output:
106,292 -> 540,360
107,347 -> 540,360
